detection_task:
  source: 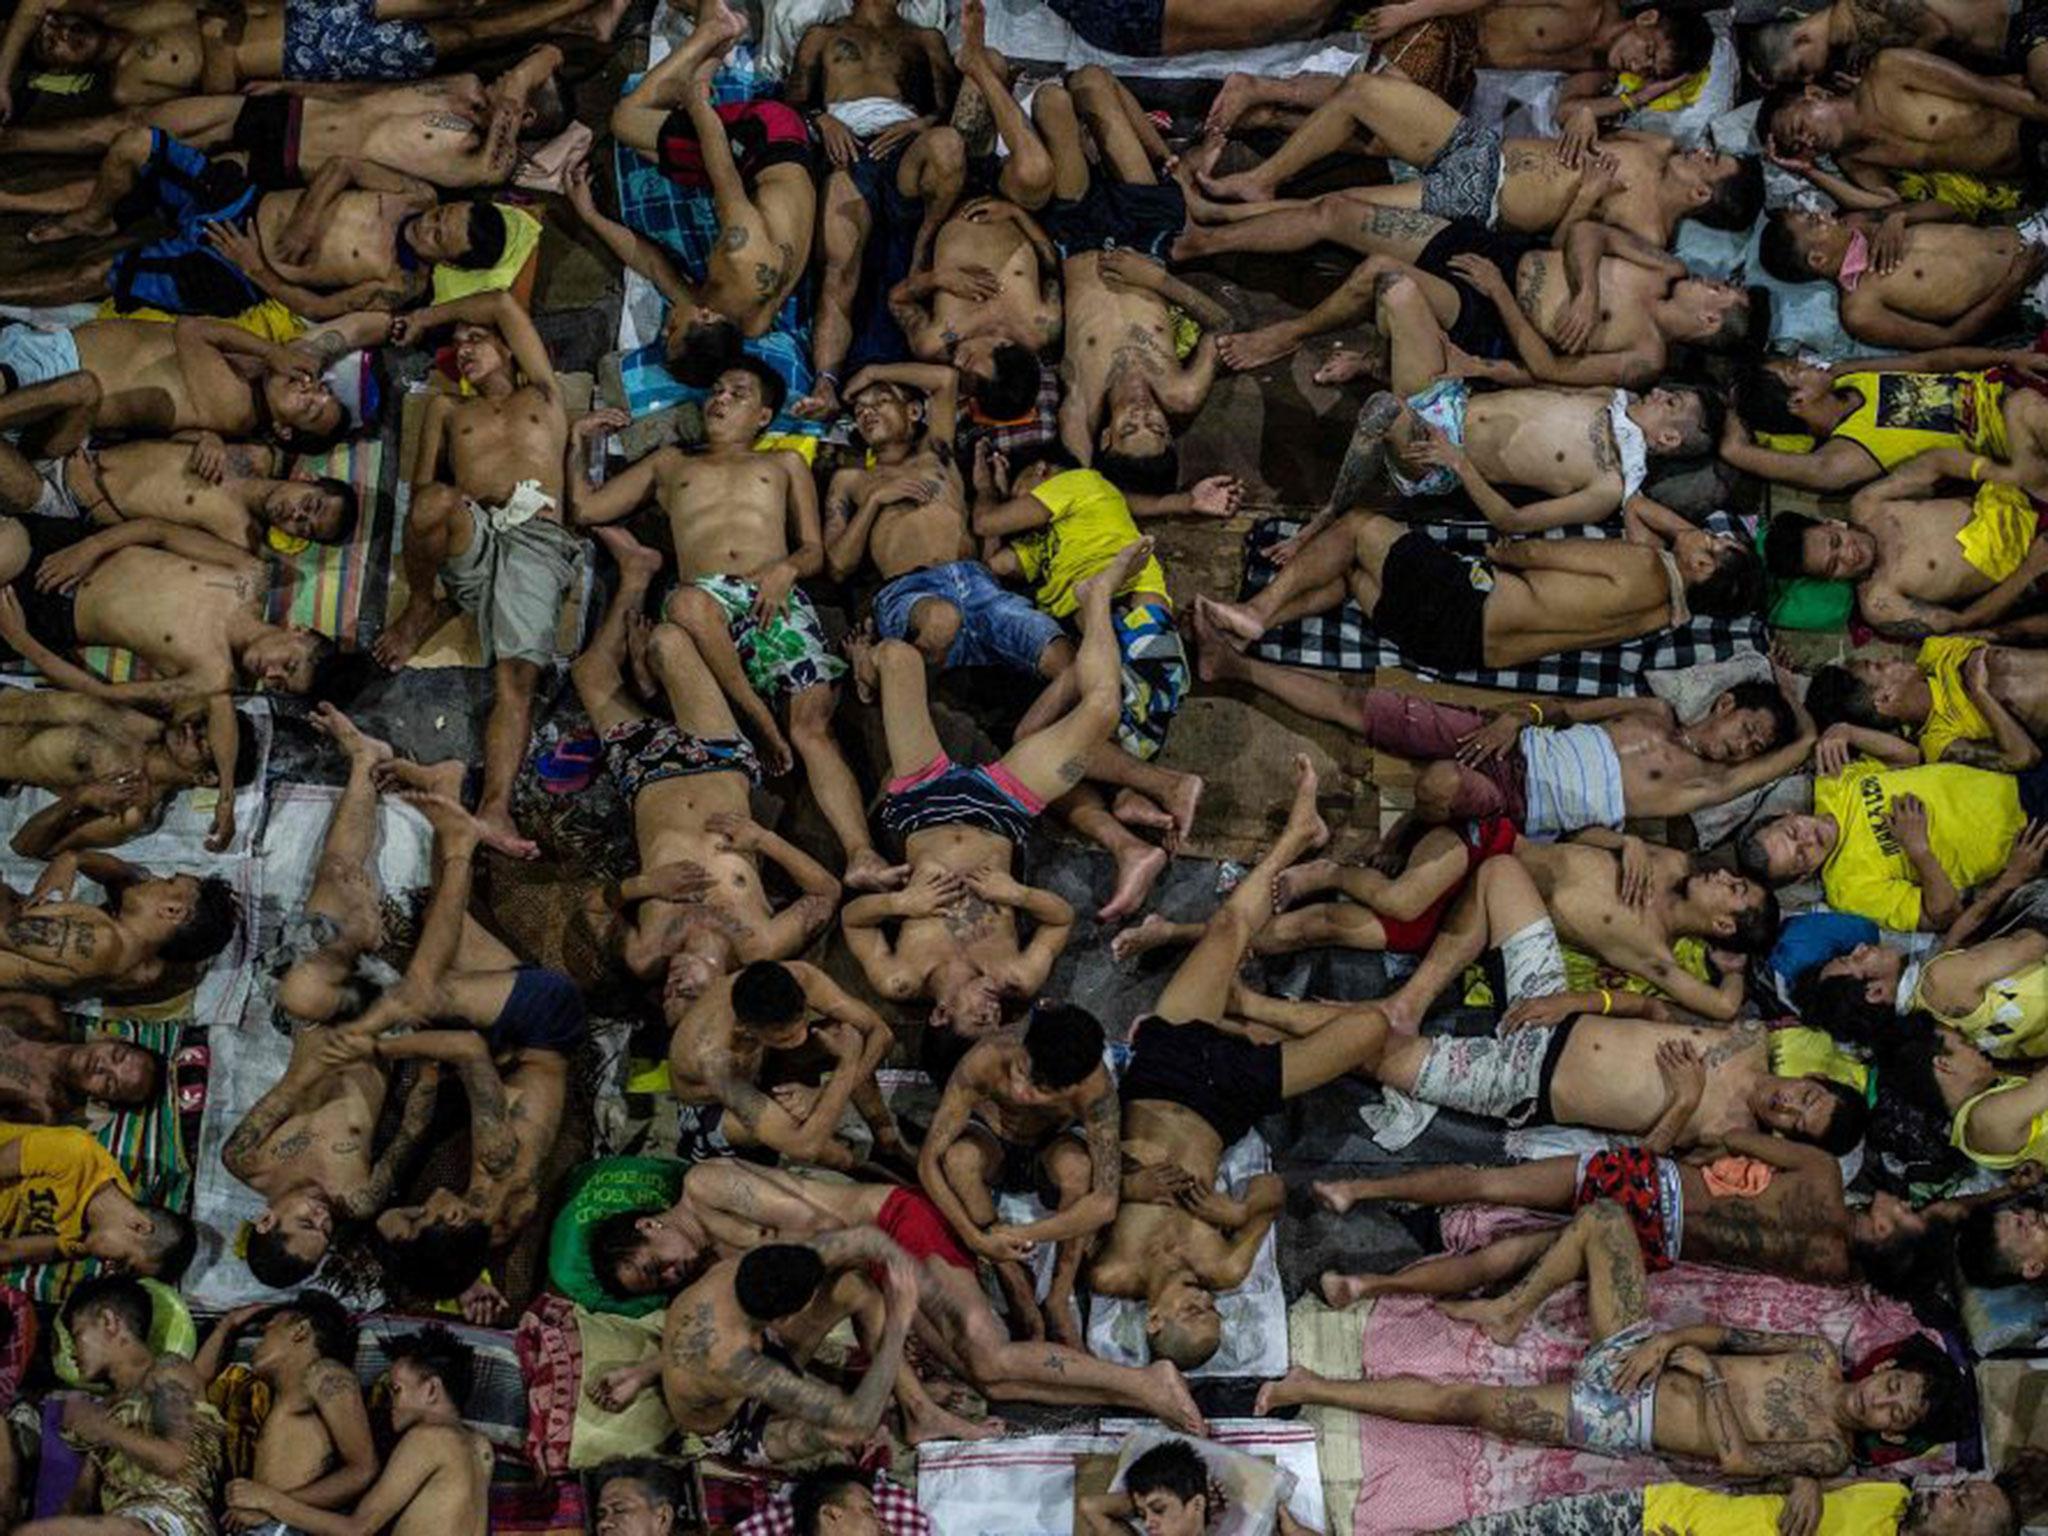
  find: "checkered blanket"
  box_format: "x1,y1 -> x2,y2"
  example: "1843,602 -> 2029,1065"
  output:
612,41 -> 819,430
737,1474 -> 926,1536
1240,514 -> 1768,697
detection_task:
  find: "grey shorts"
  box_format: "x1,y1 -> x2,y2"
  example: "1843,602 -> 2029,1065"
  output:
1567,1318 -> 1659,1456
1420,117 -> 1504,224
1451,1490 -> 1643,1536
441,509 -> 583,667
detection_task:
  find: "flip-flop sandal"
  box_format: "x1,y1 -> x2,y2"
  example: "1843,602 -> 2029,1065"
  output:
536,735 -> 602,795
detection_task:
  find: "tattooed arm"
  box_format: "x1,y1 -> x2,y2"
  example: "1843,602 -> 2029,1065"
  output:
371,1030 -> 518,1181
996,1080 -> 1121,1243
709,1036 -> 868,1166
915,1050 -> 1007,1255
68,1359 -> 207,1479
722,1313 -> 905,1437
221,1043 -> 322,1180
336,1063 -> 441,1222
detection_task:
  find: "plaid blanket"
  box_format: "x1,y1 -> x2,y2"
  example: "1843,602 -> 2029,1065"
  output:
1241,514 -> 1768,697
738,1474 -> 926,1536
612,43 -> 819,431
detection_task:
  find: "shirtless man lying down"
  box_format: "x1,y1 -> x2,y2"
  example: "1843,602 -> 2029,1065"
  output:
0,851 -> 237,1003
62,437 -> 355,552
571,529 -> 841,995
1195,511 -> 1763,676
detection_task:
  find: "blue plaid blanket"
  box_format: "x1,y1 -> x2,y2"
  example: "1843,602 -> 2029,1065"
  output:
1241,513 -> 1768,697
613,43 -> 820,433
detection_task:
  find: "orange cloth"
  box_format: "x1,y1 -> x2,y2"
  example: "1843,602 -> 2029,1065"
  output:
1700,1156 -> 1774,1199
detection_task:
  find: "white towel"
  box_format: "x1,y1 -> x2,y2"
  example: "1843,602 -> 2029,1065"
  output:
982,0 -> 1364,78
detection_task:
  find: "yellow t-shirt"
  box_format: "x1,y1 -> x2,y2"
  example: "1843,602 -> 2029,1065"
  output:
1917,637 -> 1990,765
1814,760 -> 2024,931
0,1124 -> 132,1258
1014,469 -> 1168,619
1642,1480 -> 1907,1535
1770,1025 -> 1871,1099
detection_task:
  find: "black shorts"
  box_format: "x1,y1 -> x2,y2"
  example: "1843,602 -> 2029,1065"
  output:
1039,176 -> 1187,260
1046,0 -> 1166,56
1371,530 -> 1490,673
3,514 -> 89,661
968,1114 -> 1077,1204
1535,1017 -> 1578,1124
1121,1017 -> 1283,1149
484,966 -> 586,1056
1415,219 -> 1545,361
2009,0 -> 2048,71
229,95 -> 305,190
846,142 -> 924,370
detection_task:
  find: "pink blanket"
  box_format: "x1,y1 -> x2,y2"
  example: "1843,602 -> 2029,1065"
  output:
1348,1207 -> 1950,1535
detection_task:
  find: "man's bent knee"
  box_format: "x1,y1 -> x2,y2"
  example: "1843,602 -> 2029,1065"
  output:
907,598 -> 961,661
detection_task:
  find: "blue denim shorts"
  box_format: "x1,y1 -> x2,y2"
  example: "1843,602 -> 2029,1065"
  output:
874,560 -> 1062,674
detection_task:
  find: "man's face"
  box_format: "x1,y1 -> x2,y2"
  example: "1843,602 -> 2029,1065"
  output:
1908,1480 -> 2015,1536
386,1359 -> 439,1431
34,12 -> 103,67
817,1484 -> 882,1536
70,1041 -> 155,1106
1104,396 -> 1171,460
934,973 -> 1003,1034
660,303 -> 726,359
1848,1365 -> 1930,1437
257,1188 -> 333,1265
1934,1026 -> 1997,1102
617,1217 -> 703,1296
452,323 -> 512,386
661,937 -> 726,1011
405,205 -> 474,264
1757,1075 -> 1838,1142
1666,280 -> 1743,342
1674,148 -> 1740,203
1146,1275 -> 1222,1356
1672,526 -> 1743,585
1819,941 -> 1907,1006
125,873 -> 199,929
1772,89 -> 1845,158
240,627 -> 322,694
1774,20 -> 1830,81
1756,813 -> 1836,881
1780,204 -> 1844,275
263,482 -> 348,543
851,384 -> 916,448
1134,1490 -> 1207,1536
1849,656 -> 1924,723
1853,1189 -> 1931,1248
1682,867 -> 1767,939
165,713 -> 211,773
705,367 -> 774,437
1994,1204 -> 2048,1282
68,1309 -> 119,1380
1605,15 -> 1675,75
1691,696 -> 1777,763
1800,519 -> 1878,581
265,370 -> 344,441
250,1309 -> 305,1374
1765,355 -> 1834,416
1634,386 -> 1701,455
594,1478 -> 673,1536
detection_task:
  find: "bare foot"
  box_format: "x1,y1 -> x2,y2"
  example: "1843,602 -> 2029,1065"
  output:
1197,593 -> 1268,648
1146,1360 -> 1208,1435
1160,772 -> 1204,850
1313,347 -> 1378,387
593,524 -> 664,585
27,210 -> 114,244
1312,1178 -> 1373,1216
625,611 -> 660,700
1377,981 -> 1426,1037
1043,1289 -> 1084,1349
1191,600 -> 1247,683
1254,1365 -> 1325,1416
1439,1295 -> 1526,1346
1319,1272 -> 1386,1308
375,757 -> 466,801
475,805 -> 540,861
311,703 -> 394,768
1204,73 -> 1260,136
1274,857 -> 1337,911
372,597 -> 452,671
1197,165 -> 1275,205
1098,841 -> 1168,924
1285,753 -> 1329,850
695,0 -> 747,47
748,714 -> 795,778
844,622 -> 881,703
1110,912 -> 1182,964
997,1264 -> 1046,1342
1216,325 -> 1301,373
844,847 -> 910,892
903,1397 -> 1006,1446
398,790 -> 481,853
1072,536 -> 1155,619
1111,788 -> 1177,840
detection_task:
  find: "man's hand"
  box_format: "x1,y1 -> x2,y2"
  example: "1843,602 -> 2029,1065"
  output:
314,1026 -> 377,1071
1556,103 -> 1598,168
1499,992 -> 1580,1033
750,562 -> 797,624
961,864 -> 1025,905
1962,644 -> 1996,701
1616,1330 -> 1680,1394
641,860 -> 716,900
1618,833 -> 1656,909
204,219 -> 274,279
1814,723 -> 1861,777
586,1364 -> 657,1412
792,376 -> 841,420
870,117 -> 926,158
1666,1344 -> 1715,1379
224,1481 -> 277,1519
1886,791 -> 1932,856
1362,0 -> 1427,39
458,1276 -> 509,1326
1126,1161 -> 1195,1203
206,800 -> 235,855
977,1224 -> 1037,1263
1176,1182 -> 1241,1225
1445,252 -> 1509,296
572,406 -> 632,445
564,151 -> 601,219
2008,1160 -> 2046,1193
1454,710 -> 1524,766
1187,474 -> 1243,517
818,112 -> 860,169
1098,250 -> 1164,294
879,1248 -> 921,1320
1656,1039 -> 1706,1104
704,809 -> 759,853
1405,423 -> 1466,473
77,773 -> 148,815
973,438 -> 1010,502
936,265 -> 1001,301
187,431 -> 230,485
2009,819 -> 2048,883
1777,1477 -> 1823,1536
1871,211 -> 1910,275
900,863 -> 966,916
34,536 -> 112,596
62,1397 -> 117,1445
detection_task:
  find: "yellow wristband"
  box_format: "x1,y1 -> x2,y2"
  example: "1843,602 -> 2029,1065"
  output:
1599,988 -> 1614,1015
1971,457 -> 1987,483
1525,700 -> 1545,724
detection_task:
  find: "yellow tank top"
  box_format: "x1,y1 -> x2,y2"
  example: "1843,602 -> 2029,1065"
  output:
1952,1074 -> 2048,1168
1916,957 -> 2048,1059
1832,371 -> 2006,468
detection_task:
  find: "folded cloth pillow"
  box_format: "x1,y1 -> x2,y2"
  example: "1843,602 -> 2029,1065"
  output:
547,1157 -> 687,1317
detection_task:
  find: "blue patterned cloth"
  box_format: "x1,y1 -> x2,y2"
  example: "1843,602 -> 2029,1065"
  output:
282,0 -> 436,81
612,45 -> 819,434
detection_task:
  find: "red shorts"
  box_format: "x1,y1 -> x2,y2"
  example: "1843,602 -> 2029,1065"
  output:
878,1187 -> 974,1272
1572,1146 -> 1679,1272
656,99 -> 813,191
1377,814 -> 1519,952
